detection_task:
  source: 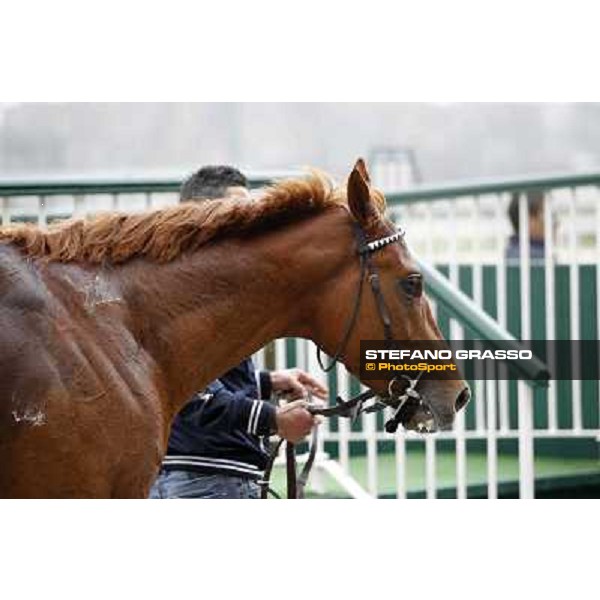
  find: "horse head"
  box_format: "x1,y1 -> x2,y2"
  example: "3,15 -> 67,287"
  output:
311,159 -> 470,432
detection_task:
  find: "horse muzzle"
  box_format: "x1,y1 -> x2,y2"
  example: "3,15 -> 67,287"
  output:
383,377 -> 471,434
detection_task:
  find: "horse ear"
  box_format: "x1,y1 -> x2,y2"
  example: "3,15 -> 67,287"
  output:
347,161 -> 378,226
354,157 -> 371,184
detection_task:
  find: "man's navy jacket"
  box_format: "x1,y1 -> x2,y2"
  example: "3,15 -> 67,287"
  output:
162,359 -> 276,479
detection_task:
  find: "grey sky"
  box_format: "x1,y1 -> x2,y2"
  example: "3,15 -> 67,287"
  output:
1,103 -> 599,184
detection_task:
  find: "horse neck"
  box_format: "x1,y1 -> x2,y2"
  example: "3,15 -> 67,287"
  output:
120,208 -> 352,411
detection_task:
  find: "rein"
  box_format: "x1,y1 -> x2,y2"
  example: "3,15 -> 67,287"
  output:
260,222 -> 433,499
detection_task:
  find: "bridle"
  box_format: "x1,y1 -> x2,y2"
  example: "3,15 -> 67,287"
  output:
316,224 -> 402,372
314,221 -> 432,433
259,222 -> 436,499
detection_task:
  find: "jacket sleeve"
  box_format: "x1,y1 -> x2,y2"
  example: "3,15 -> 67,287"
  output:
196,381 -> 278,436
256,370 -> 273,400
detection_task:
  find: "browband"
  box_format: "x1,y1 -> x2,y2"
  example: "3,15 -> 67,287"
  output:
359,229 -> 405,255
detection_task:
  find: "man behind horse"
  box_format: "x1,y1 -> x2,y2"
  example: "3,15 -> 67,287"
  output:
149,166 -> 327,499
505,189 -> 549,260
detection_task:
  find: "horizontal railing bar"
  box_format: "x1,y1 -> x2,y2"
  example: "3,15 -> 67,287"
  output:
0,170 -> 301,197
3,168 -> 600,202
386,170 -> 600,204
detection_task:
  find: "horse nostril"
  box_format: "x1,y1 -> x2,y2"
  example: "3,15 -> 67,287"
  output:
455,387 -> 471,412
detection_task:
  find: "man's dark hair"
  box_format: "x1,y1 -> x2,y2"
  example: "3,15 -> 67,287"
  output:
180,165 -> 248,202
508,190 -> 545,234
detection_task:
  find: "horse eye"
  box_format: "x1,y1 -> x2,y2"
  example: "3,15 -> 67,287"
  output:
399,273 -> 423,298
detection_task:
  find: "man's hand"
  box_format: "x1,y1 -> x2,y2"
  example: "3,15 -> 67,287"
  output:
270,368 -> 328,401
275,400 -> 317,444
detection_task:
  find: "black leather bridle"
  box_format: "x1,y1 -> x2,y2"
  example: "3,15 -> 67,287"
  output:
312,222 -> 430,433
316,223 -> 401,372
259,223 -> 436,499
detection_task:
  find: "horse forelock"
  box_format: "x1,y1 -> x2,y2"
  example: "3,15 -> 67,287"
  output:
0,170 -> 387,265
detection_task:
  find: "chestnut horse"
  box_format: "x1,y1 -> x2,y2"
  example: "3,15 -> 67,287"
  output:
0,160 -> 469,498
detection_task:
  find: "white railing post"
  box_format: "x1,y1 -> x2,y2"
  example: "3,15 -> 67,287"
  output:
596,186 -> 600,433
447,200 -> 466,499
425,437 -> 437,499
544,191 -> 557,431
274,338 -> 286,371
568,188 -> 582,431
1,196 -> 10,225
486,368 -> 498,499
496,193 -> 510,433
336,366 -> 351,473
394,423 -> 407,499
38,195 -> 47,227
472,196 -> 485,434
518,380 -> 535,498
517,193 -> 535,498
364,404 -> 378,497
306,340 -> 328,494
72,194 -> 85,218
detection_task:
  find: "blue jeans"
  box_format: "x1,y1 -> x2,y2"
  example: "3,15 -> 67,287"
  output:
149,469 -> 261,499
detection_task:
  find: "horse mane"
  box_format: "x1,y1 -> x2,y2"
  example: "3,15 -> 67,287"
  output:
0,171 -> 387,264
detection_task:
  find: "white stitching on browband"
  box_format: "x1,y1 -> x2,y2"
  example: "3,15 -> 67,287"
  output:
365,230 -> 404,253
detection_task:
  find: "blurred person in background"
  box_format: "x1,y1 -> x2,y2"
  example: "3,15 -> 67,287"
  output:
149,165 -> 327,499
505,190 -> 548,260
